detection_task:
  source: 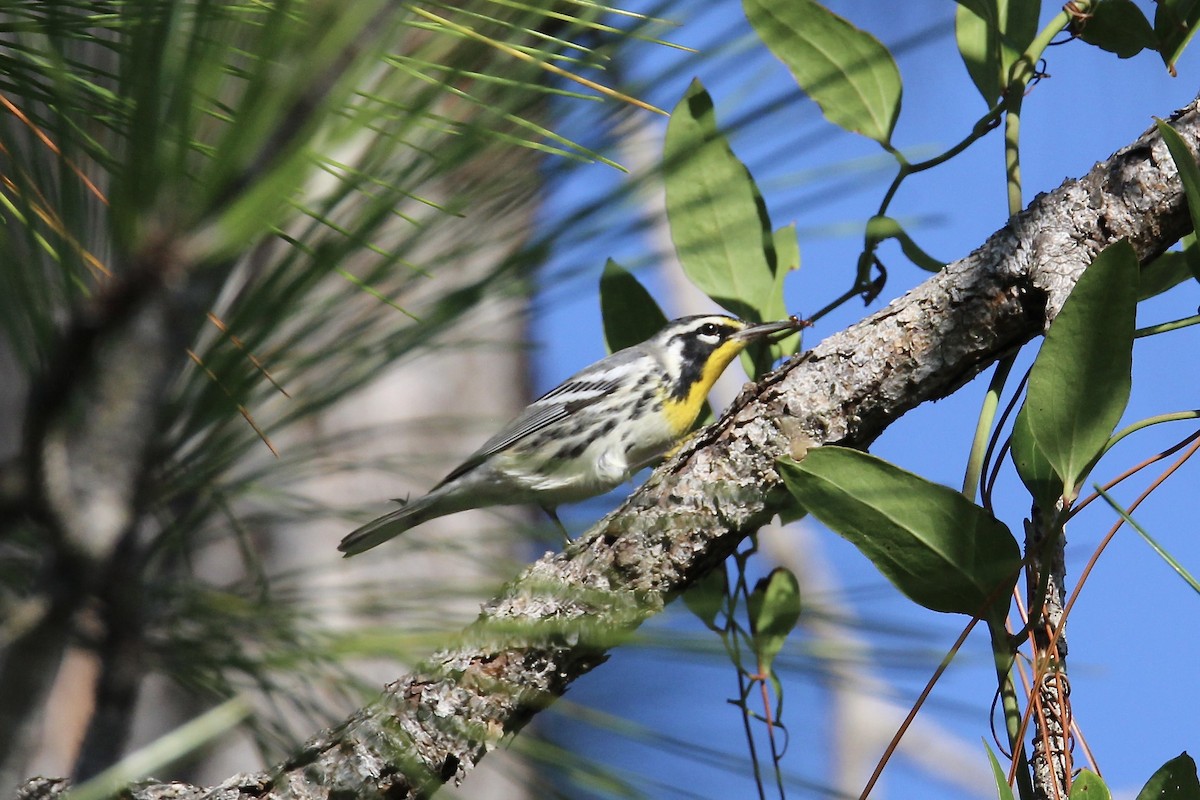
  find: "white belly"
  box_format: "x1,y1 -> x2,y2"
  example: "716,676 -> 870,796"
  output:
491,419 -> 674,504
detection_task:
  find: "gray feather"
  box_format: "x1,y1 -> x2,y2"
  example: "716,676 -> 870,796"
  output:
338,494 -> 441,556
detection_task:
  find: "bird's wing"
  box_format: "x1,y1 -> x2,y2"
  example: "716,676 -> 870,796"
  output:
434,351 -> 642,487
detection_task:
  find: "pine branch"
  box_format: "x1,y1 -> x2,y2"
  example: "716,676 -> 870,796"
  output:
16,98 -> 1198,800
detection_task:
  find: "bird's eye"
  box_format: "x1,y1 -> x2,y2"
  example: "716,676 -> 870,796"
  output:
697,323 -> 720,337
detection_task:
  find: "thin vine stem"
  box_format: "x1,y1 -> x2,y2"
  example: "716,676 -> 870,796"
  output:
963,355 -> 1016,500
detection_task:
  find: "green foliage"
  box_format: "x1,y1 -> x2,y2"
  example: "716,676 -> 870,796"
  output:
661,78 -> 802,377
743,0 -> 902,145
1155,0 -> 1200,73
9,1 -> 1200,795
864,215 -> 946,272
0,0 -> 673,779
746,568 -> 801,678
1159,119 -> 1200,253
738,222 -> 806,377
1099,489 -> 1200,597
779,448 -> 1020,620
1140,239 -> 1200,301
985,742 -> 1017,800
1011,240 -> 1139,509
1070,770 -> 1111,799
682,567 -> 728,631
599,259 -> 669,353
655,2 -> 1200,798
1135,753 -> 1200,799
955,0 -> 1041,104
1074,0 -> 1157,59
663,79 -> 777,324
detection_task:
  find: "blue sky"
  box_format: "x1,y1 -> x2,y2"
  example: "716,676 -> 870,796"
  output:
530,2 -> 1200,798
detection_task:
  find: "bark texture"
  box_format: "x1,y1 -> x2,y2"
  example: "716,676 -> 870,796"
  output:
16,100 -> 1199,800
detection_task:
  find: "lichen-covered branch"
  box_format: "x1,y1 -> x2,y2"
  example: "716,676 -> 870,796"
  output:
17,100 -> 1199,800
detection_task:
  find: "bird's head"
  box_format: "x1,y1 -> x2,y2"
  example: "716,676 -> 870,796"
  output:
652,314 -> 802,434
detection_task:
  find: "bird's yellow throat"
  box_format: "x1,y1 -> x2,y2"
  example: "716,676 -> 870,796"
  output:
661,339 -> 750,437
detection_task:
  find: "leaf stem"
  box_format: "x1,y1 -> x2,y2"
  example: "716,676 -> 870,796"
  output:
1135,313 -> 1200,337
1098,410 -> 1200,460
990,621 -> 1036,800
963,355 -> 1016,500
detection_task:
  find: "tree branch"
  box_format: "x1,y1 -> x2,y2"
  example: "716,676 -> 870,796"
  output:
17,99 -> 1198,800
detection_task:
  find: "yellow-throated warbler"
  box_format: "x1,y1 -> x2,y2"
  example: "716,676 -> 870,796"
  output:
338,314 -> 801,555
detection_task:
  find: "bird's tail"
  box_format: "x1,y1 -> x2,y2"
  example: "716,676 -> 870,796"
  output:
338,494 -> 444,557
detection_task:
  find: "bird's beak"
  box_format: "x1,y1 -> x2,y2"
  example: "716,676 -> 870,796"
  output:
731,316 -> 807,342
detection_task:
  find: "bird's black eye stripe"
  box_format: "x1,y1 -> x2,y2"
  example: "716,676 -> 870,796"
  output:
693,321 -> 738,340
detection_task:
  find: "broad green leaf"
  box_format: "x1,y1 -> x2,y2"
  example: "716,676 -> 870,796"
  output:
743,0 -> 902,145
984,742 -> 1016,800
1184,232 -> 1200,283
742,224 -> 803,377
768,223 -> 803,355
954,0 -> 998,23
779,448 -> 1020,617
746,568 -> 801,676
1135,752 -> 1200,799
865,216 -> 946,272
664,79 -> 774,323
682,567 -> 728,630
1010,411 -> 1060,512
1158,120 -> 1200,253
1156,0 -> 1200,74
1003,0 -> 1042,74
1075,0 -> 1156,58
600,259 -> 669,353
956,4 -> 1001,104
766,224 -> 801,329
1011,240 -> 1139,507
1070,770 -> 1111,799
956,0 -> 1042,104
1140,247 -> 1198,301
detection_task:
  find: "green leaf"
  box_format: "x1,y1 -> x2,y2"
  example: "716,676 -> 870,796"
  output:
956,4 -> 1000,104
865,216 -> 946,272
779,448 -> 1020,618
682,567 -> 728,630
664,79 -> 775,322
1135,753 -> 1200,800
766,224 -> 801,334
1140,246 -> 1199,301
1099,489 -> 1200,597
1070,770 -> 1111,799
984,741 -> 1016,800
1010,412 -> 1061,511
954,0 -> 998,23
600,259 -> 669,353
1158,119 -> 1200,248
956,0 -> 1042,104
741,223 -> 804,378
746,568 -> 801,676
1011,240 -> 1139,508
1075,0 -> 1156,58
743,0 -> 902,145
1156,0 -> 1200,74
